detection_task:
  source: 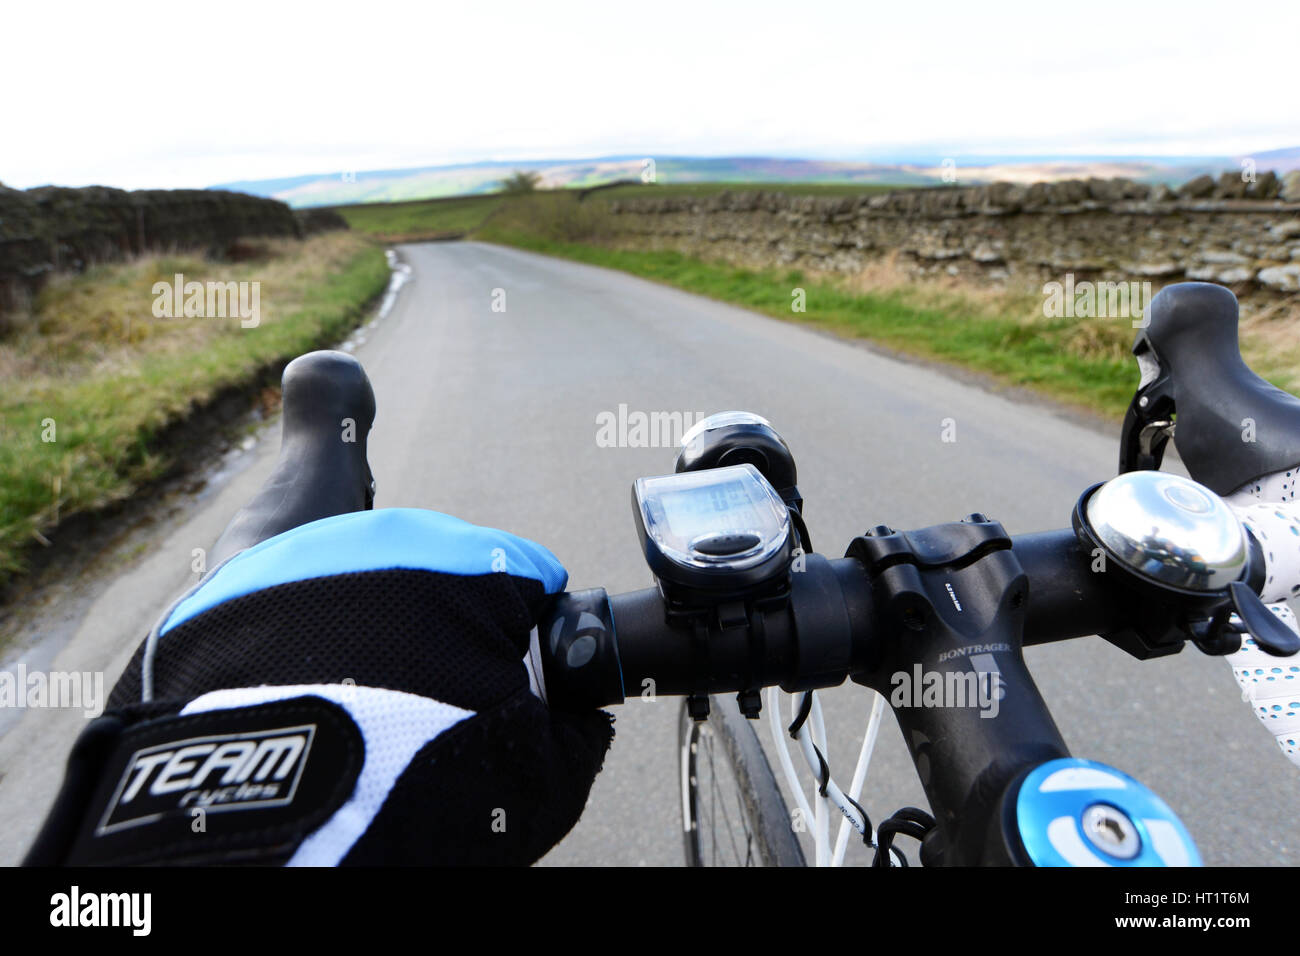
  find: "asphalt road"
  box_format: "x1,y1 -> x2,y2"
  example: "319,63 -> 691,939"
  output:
0,240 -> 1294,866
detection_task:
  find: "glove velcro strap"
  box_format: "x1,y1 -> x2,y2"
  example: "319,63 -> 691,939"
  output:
57,696 -> 363,865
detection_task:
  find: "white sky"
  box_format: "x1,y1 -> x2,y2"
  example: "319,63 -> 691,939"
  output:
3,0 -> 1297,190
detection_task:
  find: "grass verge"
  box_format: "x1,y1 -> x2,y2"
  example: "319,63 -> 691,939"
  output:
0,232 -> 389,590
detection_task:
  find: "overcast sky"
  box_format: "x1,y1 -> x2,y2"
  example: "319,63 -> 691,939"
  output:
4,0 -> 1297,190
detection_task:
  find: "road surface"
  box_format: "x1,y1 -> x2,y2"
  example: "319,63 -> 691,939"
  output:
0,241 -> 1293,866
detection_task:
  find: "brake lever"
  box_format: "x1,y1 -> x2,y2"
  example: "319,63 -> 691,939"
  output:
1118,376 -> 1175,474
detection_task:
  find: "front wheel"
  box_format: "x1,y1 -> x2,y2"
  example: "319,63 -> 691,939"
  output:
679,695 -> 806,866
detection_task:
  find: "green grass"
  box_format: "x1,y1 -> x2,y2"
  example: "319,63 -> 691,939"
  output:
0,234 -> 390,588
584,181 -> 911,200
329,194 -> 503,239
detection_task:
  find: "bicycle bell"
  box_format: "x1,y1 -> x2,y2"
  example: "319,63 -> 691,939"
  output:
1074,470 -> 1299,657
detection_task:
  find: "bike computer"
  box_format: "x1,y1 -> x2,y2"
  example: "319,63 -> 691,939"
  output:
632,464 -> 794,599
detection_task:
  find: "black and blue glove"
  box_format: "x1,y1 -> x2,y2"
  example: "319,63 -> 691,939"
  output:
25,507 -> 614,866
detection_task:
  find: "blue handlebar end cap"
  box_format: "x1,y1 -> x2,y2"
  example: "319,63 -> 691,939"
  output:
1012,757 -> 1201,867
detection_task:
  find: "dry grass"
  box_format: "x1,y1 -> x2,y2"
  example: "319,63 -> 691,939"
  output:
834,254 -> 1300,386
0,233 -> 370,382
1239,299 -> 1300,391
0,232 -> 389,586
837,253 -> 1042,321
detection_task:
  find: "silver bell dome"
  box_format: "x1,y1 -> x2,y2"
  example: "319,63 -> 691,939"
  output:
1085,471 -> 1248,592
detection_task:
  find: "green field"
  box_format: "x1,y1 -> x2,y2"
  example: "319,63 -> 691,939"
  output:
328,182 -> 909,241
330,194 -> 503,240
580,181 -> 908,200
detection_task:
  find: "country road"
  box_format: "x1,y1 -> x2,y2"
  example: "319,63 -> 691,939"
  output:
1,240 -> 1295,866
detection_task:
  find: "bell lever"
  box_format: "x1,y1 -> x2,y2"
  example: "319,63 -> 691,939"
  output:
1186,604 -> 1241,657
1227,582 -> 1300,657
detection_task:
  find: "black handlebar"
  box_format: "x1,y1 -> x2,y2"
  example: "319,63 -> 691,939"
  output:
543,528 -> 1128,710
540,523 -> 1157,865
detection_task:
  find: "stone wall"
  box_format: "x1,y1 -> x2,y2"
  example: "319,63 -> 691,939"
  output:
605,172 -> 1300,299
0,186 -> 304,310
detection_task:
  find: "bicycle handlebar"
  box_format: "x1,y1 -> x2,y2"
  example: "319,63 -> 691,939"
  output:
540,522 -> 1153,865
541,486 -> 1300,866
544,528 -> 1128,710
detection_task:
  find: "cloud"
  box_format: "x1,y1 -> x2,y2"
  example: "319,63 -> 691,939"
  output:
3,0 -> 1296,190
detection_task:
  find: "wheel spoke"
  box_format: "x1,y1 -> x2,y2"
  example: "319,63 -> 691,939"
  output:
684,699 -> 791,867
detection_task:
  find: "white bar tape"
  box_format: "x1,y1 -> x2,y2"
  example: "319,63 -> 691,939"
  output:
1222,606 -> 1300,767
1225,470 -> 1300,768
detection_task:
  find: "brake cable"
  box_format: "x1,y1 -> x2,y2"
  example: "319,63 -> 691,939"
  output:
787,691 -> 874,847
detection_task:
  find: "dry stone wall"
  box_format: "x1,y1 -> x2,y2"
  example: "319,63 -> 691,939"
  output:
606,172 -> 1300,300
0,186 -> 306,310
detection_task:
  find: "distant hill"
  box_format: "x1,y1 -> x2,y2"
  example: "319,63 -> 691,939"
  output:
1236,145 -> 1300,173
212,151 -> 1295,208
